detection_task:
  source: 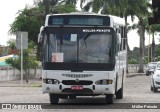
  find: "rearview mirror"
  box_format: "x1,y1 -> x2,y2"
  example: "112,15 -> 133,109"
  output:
38,26 -> 45,43
117,33 -> 121,44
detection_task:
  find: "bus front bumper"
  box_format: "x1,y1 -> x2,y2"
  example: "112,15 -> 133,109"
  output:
42,83 -> 115,95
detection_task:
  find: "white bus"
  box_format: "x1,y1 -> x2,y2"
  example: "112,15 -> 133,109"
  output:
38,12 -> 126,104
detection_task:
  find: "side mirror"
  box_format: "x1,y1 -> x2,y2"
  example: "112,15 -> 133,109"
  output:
117,33 -> 121,44
38,26 -> 45,43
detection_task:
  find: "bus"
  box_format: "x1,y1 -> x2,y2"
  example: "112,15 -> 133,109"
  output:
38,12 -> 126,104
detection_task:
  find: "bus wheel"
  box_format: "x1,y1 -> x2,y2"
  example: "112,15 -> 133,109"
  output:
116,86 -> 123,99
153,84 -> 158,92
116,71 -> 124,99
49,94 -> 59,104
151,86 -> 153,91
152,80 -> 158,92
106,94 -> 114,104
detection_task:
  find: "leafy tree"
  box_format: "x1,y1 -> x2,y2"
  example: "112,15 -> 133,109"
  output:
80,0 -> 150,73
0,48 -> 2,56
6,40 -> 38,83
128,58 -> 139,64
9,0 -> 78,60
148,24 -> 160,62
7,39 -> 18,55
155,45 -> 160,61
47,0 -> 77,13
115,0 -> 149,73
9,6 -> 44,61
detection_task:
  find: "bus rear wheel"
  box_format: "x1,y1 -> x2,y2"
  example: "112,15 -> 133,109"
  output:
106,94 -> 114,104
116,86 -> 123,99
49,94 -> 59,104
116,71 -> 124,99
153,85 -> 158,92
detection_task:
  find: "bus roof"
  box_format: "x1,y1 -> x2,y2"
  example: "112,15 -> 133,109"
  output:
46,12 -> 109,17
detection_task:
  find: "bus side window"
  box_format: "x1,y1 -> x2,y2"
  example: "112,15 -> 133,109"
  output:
119,26 -> 125,51
123,27 -> 126,50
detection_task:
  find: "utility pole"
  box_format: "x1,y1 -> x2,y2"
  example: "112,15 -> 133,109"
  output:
148,32 -> 150,63
151,34 -> 155,62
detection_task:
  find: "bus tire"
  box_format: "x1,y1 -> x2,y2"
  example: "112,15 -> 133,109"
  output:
153,84 -> 158,92
116,86 -> 123,99
116,70 -> 124,99
49,94 -> 59,104
151,86 -> 153,91
106,94 -> 114,104
152,79 -> 158,92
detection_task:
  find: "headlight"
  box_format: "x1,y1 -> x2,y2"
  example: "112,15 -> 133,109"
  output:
102,80 -> 107,85
95,79 -> 113,85
43,79 -> 60,84
53,79 -> 60,84
48,79 -> 52,84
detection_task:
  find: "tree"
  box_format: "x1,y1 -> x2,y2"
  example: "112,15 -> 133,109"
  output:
80,0 -> 150,73
43,0 -> 78,14
126,0 -> 149,73
7,39 -> 18,55
9,0 -> 78,60
5,40 -> 38,83
149,24 -> 160,62
155,45 -> 160,61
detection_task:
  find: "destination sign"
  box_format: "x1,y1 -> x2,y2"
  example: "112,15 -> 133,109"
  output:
83,29 -> 111,33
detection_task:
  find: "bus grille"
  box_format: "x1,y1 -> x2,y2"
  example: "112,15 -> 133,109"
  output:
62,80 -> 93,85
62,74 -> 93,78
62,88 -> 93,94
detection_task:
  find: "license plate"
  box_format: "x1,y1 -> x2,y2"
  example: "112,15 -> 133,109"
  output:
71,86 -> 83,90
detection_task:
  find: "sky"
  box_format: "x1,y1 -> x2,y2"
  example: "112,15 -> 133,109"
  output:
0,0 -> 34,46
0,0 -> 160,50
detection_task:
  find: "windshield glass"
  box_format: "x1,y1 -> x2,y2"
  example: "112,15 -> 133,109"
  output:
43,32 -> 113,64
79,33 -> 112,63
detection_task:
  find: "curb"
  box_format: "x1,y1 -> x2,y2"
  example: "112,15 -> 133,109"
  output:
126,73 -> 146,77
0,84 -> 42,87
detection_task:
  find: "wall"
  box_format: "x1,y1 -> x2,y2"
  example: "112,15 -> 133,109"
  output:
0,64 -> 146,81
0,66 -> 42,81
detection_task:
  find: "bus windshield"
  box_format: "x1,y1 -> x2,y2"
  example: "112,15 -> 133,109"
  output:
45,33 -> 112,63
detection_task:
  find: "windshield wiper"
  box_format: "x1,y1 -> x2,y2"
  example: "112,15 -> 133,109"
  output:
84,33 -> 91,40
83,33 -> 91,48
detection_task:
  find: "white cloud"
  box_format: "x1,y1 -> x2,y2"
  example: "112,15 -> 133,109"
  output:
0,0 -> 34,45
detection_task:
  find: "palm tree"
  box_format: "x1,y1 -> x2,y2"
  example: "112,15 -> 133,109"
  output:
80,0 -> 150,73
43,0 -> 78,14
136,1 -> 149,73
115,0 -> 149,73
148,24 -> 160,62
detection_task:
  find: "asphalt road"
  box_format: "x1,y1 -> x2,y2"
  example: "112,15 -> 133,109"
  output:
0,75 -> 160,112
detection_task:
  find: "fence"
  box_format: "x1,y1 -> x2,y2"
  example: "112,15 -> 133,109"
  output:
0,64 -> 147,81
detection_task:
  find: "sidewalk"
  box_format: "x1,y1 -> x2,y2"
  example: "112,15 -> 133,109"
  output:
126,73 -> 145,77
0,79 -> 42,87
0,73 -> 146,87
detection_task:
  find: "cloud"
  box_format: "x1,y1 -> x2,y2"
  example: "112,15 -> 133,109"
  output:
0,0 -> 33,45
